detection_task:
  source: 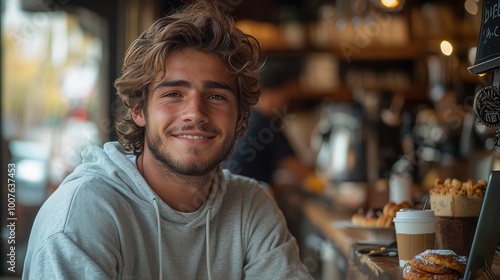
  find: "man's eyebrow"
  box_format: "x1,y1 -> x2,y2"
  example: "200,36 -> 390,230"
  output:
152,80 -> 235,94
203,80 -> 235,93
153,80 -> 191,92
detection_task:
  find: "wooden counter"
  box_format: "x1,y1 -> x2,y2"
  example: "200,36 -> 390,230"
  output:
302,199 -> 500,280
353,250 -> 401,279
302,199 -> 395,257
352,246 -> 500,280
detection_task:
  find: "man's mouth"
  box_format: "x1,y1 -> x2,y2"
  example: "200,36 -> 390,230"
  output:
176,134 -> 211,140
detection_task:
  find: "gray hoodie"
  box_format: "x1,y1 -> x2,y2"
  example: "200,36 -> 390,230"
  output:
23,142 -> 312,280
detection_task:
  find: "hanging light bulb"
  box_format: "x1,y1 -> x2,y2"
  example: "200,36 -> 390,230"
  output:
381,0 -> 401,9
373,0 -> 405,12
440,40 -> 453,56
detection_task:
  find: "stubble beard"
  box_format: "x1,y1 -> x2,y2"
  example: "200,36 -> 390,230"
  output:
146,123 -> 236,176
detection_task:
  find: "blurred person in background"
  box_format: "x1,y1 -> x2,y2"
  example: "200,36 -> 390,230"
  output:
224,59 -> 320,238
22,2 -> 312,279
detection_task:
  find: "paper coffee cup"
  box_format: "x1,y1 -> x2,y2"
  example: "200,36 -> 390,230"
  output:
393,209 -> 436,267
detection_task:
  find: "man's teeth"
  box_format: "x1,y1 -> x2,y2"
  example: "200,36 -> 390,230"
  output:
178,135 -> 208,139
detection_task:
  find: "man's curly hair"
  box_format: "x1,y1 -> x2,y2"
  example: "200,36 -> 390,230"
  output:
114,1 -> 263,155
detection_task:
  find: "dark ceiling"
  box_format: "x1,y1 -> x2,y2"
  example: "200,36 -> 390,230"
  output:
160,0 -> 469,24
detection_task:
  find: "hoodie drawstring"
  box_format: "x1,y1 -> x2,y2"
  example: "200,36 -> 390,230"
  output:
206,207 -> 212,280
152,198 -> 213,280
152,198 -> 163,280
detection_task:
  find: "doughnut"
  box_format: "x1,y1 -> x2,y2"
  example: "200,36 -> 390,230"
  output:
419,249 -> 467,276
409,255 -> 454,275
402,263 -> 460,280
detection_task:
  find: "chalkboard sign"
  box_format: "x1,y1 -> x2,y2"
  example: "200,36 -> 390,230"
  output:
469,0 -> 500,74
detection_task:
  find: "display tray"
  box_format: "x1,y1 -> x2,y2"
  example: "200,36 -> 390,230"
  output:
332,220 -> 396,241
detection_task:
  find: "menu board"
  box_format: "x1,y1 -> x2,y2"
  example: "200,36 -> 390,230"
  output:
469,0 -> 500,74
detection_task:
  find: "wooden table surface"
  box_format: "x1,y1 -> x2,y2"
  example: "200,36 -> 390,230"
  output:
303,199 -> 500,280
353,250 -> 402,279
353,248 -> 500,280
302,199 -> 396,256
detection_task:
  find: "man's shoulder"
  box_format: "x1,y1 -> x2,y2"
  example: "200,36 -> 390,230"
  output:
57,175 -> 122,200
42,176 -> 132,222
222,169 -> 275,203
32,176 -> 137,242
223,169 -> 268,191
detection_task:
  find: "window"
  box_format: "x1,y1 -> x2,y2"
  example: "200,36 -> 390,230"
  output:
1,0 -> 111,275
2,0 -> 107,200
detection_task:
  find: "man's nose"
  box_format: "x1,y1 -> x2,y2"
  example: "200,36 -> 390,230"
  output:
181,94 -> 208,124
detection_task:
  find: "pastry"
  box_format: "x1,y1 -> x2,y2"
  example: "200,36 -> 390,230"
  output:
362,215 -> 378,227
409,255 -> 454,275
402,249 -> 468,280
351,208 -> 381,227
383,202 -> 397,216
351,211 -> 365,226
402,262 -> 460,280
431,178 -> 486,197
351,200 -> 412,228
376,201 -> 412,228
375,214 -> 393,228
419,249 -> 467,276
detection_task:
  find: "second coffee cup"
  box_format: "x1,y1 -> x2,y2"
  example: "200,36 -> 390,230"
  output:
393,209 -> 436,267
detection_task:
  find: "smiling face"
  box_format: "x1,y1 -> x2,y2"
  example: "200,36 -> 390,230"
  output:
132,49 -> 240,176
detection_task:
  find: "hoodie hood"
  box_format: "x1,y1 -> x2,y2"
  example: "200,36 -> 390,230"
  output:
63,141 -> 226,228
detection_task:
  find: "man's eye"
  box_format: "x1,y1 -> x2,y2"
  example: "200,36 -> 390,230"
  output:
161,91 -> 180,97
208,94 -> 226,100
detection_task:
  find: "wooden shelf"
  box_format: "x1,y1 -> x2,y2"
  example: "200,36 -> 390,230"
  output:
330,43 -> 425,61
289,84 -> 428,103
263,42 -> 426,61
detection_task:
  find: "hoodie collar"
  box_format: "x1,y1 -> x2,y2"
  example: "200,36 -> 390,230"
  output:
102,142 -> 226,228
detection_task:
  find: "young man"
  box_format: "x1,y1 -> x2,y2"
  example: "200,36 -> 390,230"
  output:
22,2 -> 312,280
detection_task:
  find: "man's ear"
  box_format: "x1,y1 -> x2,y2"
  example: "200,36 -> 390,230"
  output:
131,107 -> 146,127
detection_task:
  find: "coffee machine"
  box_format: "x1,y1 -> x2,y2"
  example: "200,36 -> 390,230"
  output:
311,101 -> 367,211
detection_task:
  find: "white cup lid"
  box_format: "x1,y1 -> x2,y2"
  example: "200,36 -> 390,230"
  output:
392,209 -> 436,223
